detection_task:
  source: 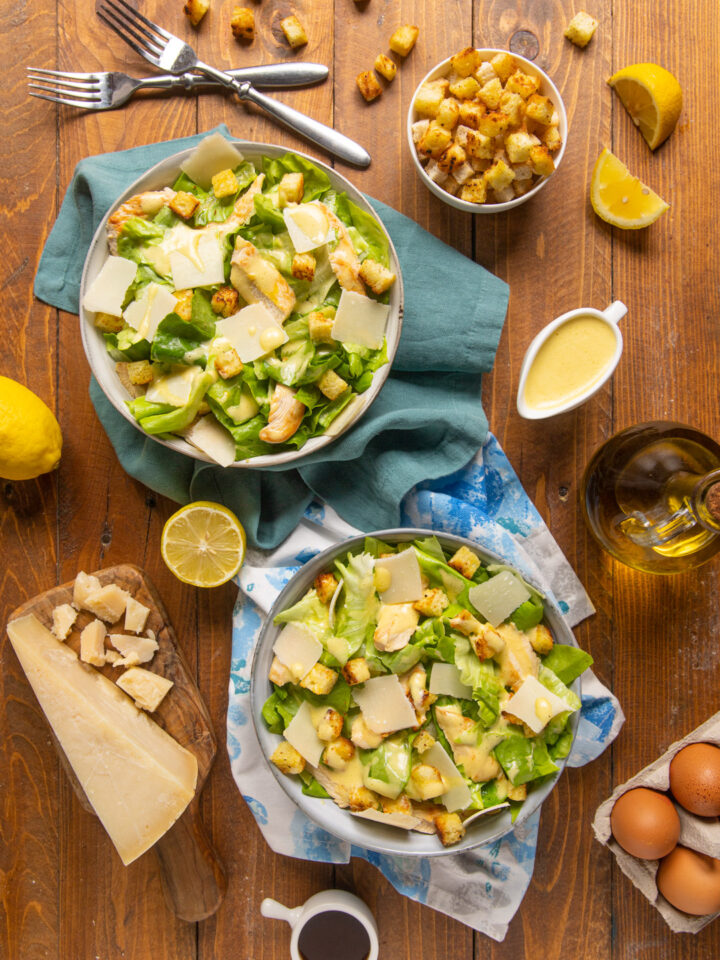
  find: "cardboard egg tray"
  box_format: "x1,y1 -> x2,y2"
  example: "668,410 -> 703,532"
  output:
592,710 -> 720,933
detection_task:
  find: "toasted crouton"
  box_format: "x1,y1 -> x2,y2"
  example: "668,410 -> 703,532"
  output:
498,91 -> 525,126
278,172 -> 304,207
484,158 -> 516,191
169,191 -> 200,220
478,77 -> 503,109
525,94 -> 555,126
434,811 -> 466,846
173,289 -> 193,320
413,588 -> 450,618
451,47 -> 482,78
417,121 -> 453,159
436,142 -> 467,176
374,53 -> 397,82
269,655 -> 293,686
507,780 -> 528,801
314,571 -> 339,604
528,623 -> 554,655
448,76 -> 480,99
457,101 -> 485,129
183,0 -> 209,27
478,111 -> 511,138
308,310 -> 335,343
448,545 -> 481,578
211,286 -> 239,317
280,14 -> 308,48
318,369 -> 348,401
215,347 -> 243,380
474,61 -> 497,84
357,70 -> 383,103
410,764 -> 446,800
358,258 -> 396,294
350,715 -> 383,749
542,125 -> 563,151
564,11 -> 598,47
413,81 -> 447,118
271,741 -> 305,775
413,730 -> 436,754
292,253 -> 316,281
505,69 -> 541,99
529,144 -> 555,176
381,793 -> 414,815
317,708 -> 344,742
463,129 -> 494,160
230,6 -> 255,41
323,737 -> 356,770
300,663 -> 338,696
435,98 -> 460,130
411,118 -> 431,143
127,359 -> 154,385
94,311 -> 125,332
342,657 -> 371,686
212,168 -> 239,199
505,130 -> 538,164
389,24 -> 419,57
490,52 -> 516,83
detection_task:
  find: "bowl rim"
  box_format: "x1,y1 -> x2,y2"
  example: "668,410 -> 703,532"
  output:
79,139 -> 405,469
406,47 -> 568,214
249,526 -> 582,858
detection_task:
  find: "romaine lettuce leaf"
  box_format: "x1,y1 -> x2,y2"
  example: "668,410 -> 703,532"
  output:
299,771 -> 331,798
127,367 -> 214,435
262,153 -> 332,201
510,596 -> 544,631
361,735 -> 411,798
261,684 -> 300,733
151,295 -> 215,364
273,588 -> 332,643
453,636 -> 503,726
541,644 -> 593,685
494,734 -> 559,786
333,552 -> 379,657
104,331 -> 151,362
299,676 -> 352,715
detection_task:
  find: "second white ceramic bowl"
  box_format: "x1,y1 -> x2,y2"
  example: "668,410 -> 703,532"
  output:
79,141 -> 404,469
407,48 -> 568,214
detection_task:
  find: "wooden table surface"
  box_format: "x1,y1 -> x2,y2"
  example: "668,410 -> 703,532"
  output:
2,1 -> 719,958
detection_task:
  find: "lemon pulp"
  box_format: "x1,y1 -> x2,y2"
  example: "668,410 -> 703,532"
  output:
161,501 -> 246,587
590,149 -> 669,229
608,63 -> 682,150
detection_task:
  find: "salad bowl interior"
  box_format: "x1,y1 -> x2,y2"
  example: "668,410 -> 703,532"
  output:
79,140 -> 404,469
250,528 -> 583,858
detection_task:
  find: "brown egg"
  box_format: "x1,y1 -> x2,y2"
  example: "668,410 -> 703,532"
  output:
610,787 -> 680,859
669,742 -> 720,817
657,846 -> 720,915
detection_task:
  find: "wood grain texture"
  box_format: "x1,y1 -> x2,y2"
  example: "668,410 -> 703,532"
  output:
2,0 -> 720,957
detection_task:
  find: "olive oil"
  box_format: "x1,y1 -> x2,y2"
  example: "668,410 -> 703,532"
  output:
582,423 -> 720,573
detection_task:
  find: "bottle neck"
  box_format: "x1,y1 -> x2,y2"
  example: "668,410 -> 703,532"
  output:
691,470 -> 720,533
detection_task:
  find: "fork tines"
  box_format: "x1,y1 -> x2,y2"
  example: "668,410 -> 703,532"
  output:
96,0 -> 169,59
27,68 -> 102,106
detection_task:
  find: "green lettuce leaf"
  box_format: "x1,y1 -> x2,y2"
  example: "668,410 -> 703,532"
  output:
333,552 -> 379,657
127,368 -> 214,435
299,771 -> 331,798
262,153 -> 332,201
274,588 -> 332,642
360,735 -> 411,797
510,596 -> 544,631
494,734 -> 559,786
541,644 -> 593,685
261,685 -> 300,733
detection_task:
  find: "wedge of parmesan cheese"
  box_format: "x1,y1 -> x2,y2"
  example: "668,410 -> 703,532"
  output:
283,701 -> 324,766
468,571 -> 531,628
374,549 -> 424,605
82,255 -> 137,317
423,742 -> 472,812
73,571 -> 102,611
352,807 -> 423,830
272,624 -> 322,682
351,675 -> 417,734
83,584 -> 130,624
332,289 -> 389,350
180,133 -> 244,190
429,663 -> 473,700
80,619 -> 107,666
108,633 -> 159,667
502,675 -> 572,734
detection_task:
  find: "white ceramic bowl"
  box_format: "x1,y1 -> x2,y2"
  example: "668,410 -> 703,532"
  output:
407,49 -> 568,214
80,141 -> 404,469
250,528 -> 582,857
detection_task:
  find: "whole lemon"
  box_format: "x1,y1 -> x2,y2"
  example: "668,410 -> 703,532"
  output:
0,376 -> 63,481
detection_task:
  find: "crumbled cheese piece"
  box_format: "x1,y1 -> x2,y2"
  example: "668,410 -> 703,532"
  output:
51,604 -> 78,641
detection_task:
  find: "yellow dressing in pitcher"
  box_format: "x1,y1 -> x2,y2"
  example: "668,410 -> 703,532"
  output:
523,316 -> 617,412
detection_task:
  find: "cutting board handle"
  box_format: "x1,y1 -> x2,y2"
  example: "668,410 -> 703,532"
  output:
154,803 -> 227,922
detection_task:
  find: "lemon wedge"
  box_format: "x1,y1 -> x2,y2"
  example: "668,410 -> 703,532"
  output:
161,501 -> 246,587
590,149 -> 669,229
608,63 -> 682,150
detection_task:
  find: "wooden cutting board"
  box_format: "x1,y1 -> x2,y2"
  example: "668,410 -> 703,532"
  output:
7,563 -> 226,922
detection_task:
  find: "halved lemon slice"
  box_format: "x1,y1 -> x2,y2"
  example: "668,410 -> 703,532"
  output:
161,501 -> 246,587
608,63 -> 682,150
590,149 -> 669,229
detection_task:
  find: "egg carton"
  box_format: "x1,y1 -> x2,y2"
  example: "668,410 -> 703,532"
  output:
592,710 -> 720,934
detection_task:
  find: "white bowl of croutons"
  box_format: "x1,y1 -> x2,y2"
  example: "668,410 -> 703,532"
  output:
407,48 -> 567,213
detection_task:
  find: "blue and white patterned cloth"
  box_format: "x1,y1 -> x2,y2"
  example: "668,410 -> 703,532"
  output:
227,435 -> 624,942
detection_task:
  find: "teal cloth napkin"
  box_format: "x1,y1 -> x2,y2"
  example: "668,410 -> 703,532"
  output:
35,126 -> 509,549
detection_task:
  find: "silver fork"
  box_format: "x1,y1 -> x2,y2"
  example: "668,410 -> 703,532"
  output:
96,0 -> 370,168
27,63 -> 330,110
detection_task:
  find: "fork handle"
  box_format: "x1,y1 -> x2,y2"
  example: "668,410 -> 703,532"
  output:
194,62 -> 371,169
138,63 -> 329,91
